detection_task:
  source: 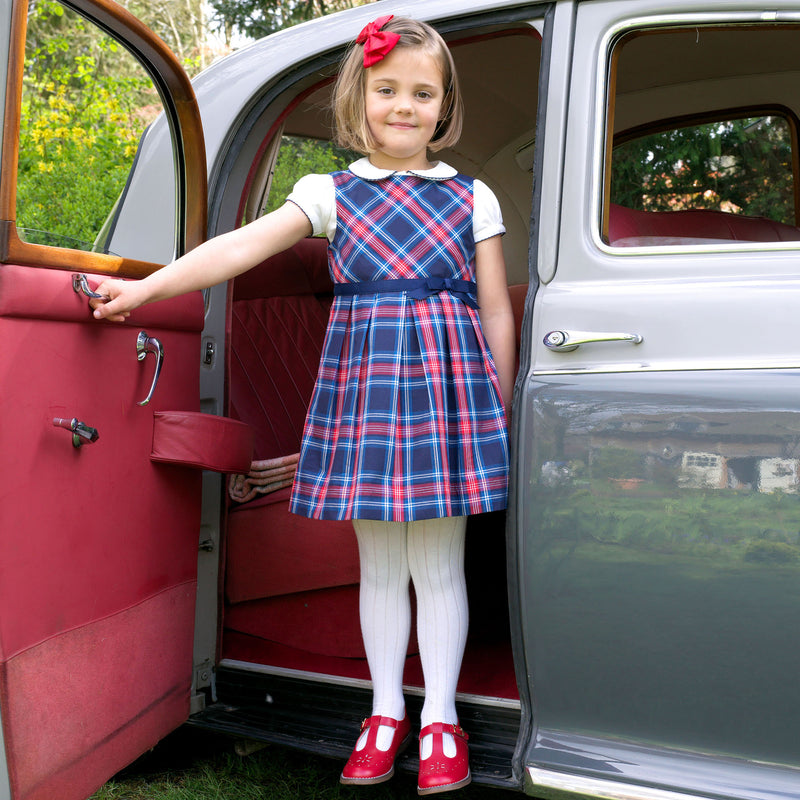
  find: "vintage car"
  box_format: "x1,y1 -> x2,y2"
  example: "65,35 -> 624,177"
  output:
1,0 -> 800,798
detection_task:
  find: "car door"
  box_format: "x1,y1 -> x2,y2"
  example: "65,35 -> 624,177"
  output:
514,2 -> 800,799
0,1 -> 236,798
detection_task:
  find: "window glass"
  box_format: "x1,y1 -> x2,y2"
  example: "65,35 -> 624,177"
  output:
19,0 -> 170,255
264,135 -> 356,216
612,115 -> 795,224
604,25 -> 800,247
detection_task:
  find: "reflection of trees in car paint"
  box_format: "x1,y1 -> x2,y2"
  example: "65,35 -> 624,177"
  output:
529,377 -> 800,563
525,376 -> 800,766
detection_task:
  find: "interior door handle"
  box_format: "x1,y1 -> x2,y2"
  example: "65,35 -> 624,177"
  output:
136,331 -> 164,406
544,329 -> 643,352
52,417 -> 99,447
72,273 -> 105,300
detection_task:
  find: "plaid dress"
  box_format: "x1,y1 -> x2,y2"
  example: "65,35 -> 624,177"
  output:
289,170 -> 508,521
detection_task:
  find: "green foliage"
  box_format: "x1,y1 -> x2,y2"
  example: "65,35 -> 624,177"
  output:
265,136 -> 356,214
590,447 -> 643,480
611,115 -> 795,224
209,0 -> 374,44
17,0 -> 157,250
124,0 -> 210,75
744,539 -> 800,565
534,479 -> 800,565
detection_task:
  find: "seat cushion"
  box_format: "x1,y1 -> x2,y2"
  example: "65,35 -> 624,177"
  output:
609,203 -> 800,245
226,494 -> 359,603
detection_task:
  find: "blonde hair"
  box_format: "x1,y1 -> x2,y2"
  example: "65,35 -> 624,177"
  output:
333,16 -> 463,154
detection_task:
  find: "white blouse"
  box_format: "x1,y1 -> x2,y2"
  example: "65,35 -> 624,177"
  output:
287,157 -> 506,244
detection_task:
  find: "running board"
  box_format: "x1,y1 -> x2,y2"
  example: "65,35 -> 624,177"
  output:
188,663 -> 521,790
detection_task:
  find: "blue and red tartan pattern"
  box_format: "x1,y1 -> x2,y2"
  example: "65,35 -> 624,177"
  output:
289,171 -> 509,521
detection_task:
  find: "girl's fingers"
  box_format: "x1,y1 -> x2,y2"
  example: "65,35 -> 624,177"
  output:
90,280 -> 138,321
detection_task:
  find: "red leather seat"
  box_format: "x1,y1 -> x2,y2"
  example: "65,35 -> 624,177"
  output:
608,203 -> 800,245
225,238 -> 366,662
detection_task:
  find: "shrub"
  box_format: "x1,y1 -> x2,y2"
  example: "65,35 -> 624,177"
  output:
744,540 -> 799,565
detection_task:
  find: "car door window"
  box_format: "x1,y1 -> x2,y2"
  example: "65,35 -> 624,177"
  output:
603,26 -> 800,248
264,135 -> 355,216
242,132 -> 356,225
18,0 -> 174,259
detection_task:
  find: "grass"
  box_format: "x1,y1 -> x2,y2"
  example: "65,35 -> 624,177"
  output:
90,728 -> 510,800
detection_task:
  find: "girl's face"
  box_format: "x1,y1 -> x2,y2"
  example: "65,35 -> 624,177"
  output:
364,46 -> 445,171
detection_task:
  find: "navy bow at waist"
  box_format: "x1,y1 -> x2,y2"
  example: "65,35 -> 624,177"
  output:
334,277 -> 479,309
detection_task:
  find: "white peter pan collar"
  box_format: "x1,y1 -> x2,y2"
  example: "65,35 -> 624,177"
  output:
349,157 -> 458,181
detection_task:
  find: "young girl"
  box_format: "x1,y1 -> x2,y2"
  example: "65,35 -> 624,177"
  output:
92,14 -> 514,795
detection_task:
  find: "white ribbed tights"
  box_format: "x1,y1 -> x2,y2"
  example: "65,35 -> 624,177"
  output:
352,516 -> 468,757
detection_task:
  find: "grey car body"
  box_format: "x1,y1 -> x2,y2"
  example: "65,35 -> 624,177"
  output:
1,1 -> 799,799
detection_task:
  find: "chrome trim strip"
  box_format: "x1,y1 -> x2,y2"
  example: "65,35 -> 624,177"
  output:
590,10 -> 800,257
219,659 -> 521,710
0,689 -> 10,800
531,360 -> 800,376
601,238 -> 800,257
526,766 -> 710,800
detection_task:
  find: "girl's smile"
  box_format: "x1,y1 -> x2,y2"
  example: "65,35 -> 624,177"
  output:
364,47 -> 445,171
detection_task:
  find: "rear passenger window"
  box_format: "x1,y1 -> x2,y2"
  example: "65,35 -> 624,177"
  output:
240,132 -> 356,227
603,25 -> 800,247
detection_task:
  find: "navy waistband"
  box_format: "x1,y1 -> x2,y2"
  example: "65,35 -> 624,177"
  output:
333,277 -> 478,309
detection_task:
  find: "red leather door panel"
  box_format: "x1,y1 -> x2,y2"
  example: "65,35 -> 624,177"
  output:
0,0 -> 211,792
0,264 -> 205,800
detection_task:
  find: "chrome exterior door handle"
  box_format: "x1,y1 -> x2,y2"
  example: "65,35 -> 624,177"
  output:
136,331 -> 164,406
544,329 -> 643,352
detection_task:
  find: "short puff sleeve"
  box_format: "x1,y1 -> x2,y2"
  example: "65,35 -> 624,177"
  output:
473,179 -> 506,242
286,173 -> 336,241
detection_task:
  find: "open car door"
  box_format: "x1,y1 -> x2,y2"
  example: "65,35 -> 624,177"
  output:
0,1 -> 247,798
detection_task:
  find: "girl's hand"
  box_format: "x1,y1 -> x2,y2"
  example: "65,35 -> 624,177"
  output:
89,279 -> 148,322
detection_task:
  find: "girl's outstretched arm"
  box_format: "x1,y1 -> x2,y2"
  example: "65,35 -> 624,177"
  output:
475,235 -> 515,412
91,202 -> 313,322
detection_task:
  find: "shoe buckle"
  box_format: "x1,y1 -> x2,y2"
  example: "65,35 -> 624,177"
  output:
452,724 -> 468,741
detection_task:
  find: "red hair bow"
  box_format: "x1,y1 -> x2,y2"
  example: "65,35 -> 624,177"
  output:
356,14 -> 401,68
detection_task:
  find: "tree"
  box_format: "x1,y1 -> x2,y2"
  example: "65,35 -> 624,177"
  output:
122,0 -> 214,75
210,0 -> 375,46
611,116 -> 795,224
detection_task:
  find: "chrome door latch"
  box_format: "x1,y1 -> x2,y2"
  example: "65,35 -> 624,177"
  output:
136,331 -> 164,406
543,329 -> 643,352
72,273 -> 105,299
53,417 -> 99,448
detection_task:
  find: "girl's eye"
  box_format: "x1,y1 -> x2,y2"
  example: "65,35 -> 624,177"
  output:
417,91 -> 432,100
377,87 -> 394,96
